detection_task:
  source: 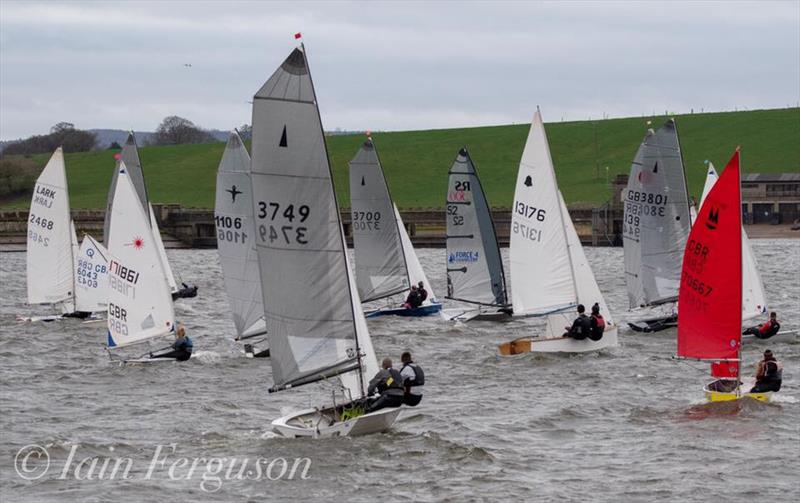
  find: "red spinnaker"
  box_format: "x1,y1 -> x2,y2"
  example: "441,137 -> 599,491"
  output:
677,150 -> 742,360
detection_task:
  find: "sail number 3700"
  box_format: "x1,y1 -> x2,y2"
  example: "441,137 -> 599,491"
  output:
256,202 -> 310,245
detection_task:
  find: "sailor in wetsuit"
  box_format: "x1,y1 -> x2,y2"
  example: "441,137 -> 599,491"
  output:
152,325 -> 193,361
588,303 -> 606,341
750,349 -> 783,393
404,285 -> 422,309
563,304 -> 592,340
366,358 -> 405,413
743,311 -> 781,339
416,281 -> 428,304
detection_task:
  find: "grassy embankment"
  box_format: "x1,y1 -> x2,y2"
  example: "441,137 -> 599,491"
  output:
2,107 -> 798,210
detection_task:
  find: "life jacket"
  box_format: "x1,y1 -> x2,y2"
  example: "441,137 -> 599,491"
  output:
570,314 -> 591,339
173,336 -> 193,352
764,360 -> 783,381
377,368 -> 405,395
418,287 -> 428,303
760,320 -> 780,337
401,362 -> 425,387
589,314 -> 605,341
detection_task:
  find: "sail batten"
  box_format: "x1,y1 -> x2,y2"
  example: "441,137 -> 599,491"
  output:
623,120 -> 691,309
445,148 -> 507,306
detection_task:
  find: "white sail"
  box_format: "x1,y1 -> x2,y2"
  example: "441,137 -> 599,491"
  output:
75,235 -> 109,313
510,110 -> 576,315
214,130 -> 266,337
106,163 -> 175,348
542,192 -> 619,348
26,148 -> 76,311
394,204 -> 437,306
251,45 -> 371,392
349,139 -> 410,302
149,204 -> 178,293
104,132 -> 149,245
699,163 -> 768,322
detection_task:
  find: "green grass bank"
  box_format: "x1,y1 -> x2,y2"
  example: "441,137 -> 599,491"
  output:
3,107 -> 798,210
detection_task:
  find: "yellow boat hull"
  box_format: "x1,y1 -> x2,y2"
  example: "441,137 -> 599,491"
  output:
703,383 -> 772,403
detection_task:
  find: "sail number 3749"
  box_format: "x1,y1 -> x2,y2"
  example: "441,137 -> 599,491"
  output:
256,201 -> 310,245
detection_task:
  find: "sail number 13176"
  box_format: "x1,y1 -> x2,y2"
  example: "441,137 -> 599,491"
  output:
256,201 -> 310,245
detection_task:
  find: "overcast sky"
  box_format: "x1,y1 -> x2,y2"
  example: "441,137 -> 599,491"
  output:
1,0 -> 798,140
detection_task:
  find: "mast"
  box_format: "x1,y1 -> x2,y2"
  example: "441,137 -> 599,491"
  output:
301,42 -> 365,396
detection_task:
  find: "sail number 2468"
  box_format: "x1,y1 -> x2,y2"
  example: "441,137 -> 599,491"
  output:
256,201 -> 309,245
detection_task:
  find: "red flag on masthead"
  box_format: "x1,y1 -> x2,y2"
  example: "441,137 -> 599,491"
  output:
294,32 -> 302,40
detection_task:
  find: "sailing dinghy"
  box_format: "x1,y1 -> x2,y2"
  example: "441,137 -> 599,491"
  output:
498,111 -> 618,355
251,41 -> 400,438
441,147 -> 511,322
623,119 -> 691,333
677,149 -> 771,402
105,163 -> 178,364
214,130 -> 268,357
348,138 -> 441,317
103,133 -> 198,300
23,148 -> 105,322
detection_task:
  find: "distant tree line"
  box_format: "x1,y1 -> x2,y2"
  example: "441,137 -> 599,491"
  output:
2,122 -> 97,157
0,156 -> 39,198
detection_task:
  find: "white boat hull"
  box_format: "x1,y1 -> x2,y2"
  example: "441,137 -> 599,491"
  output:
499,325 -> 618,355
272,406 -> 402,438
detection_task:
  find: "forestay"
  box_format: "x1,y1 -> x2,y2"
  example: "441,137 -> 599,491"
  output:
250,45 -> 374,394
349,139 -> 409,302
699,163 -> 767,322
27,147 -> 77,311
623,119 -> 691,309
75,235 -> 109,313
510,110 -> 576,315
104,133 -> 149,246
106,164 -> 175,348
446,147 -> 507,306
215,130 -> 266,337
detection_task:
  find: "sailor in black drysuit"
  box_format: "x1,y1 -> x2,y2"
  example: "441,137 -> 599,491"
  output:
399,351 -> 424,406
563,304 -> 592,340
743,311 -> 781,339
750,349 -> 783,393
366,358 -> 405,413
152,325 -> 193,361
416,281 -> 428,304
404,286 -> 422,309
588,303 -> 606,341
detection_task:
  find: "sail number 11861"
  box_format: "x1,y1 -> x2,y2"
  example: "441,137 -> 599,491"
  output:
256,201 -> 310,245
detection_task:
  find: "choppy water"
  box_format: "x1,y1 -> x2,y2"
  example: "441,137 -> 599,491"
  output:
1,241 -> 798,501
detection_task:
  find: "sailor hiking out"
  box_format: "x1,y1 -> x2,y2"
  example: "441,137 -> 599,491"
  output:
366,358 -> 405,413
400,351 -> 424,406
151,325 -> 193,361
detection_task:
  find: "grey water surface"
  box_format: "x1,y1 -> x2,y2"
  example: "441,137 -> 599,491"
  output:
1,241 -> 798,502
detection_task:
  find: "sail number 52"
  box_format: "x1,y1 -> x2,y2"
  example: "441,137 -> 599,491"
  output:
256,201 -> 309,245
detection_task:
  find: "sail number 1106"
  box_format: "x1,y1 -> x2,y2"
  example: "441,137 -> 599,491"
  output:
256,201 -> 310,245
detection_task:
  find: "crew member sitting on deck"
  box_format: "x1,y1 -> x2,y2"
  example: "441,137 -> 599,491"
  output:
404,285 -> 422,309
400,351 -> 424,406
417,281 -> 428,304
563,304 -> 591,340
152,325 -> 193,361
750,349 -> 782,393
588,303 -> 605,341
743,311 -> 780,339
366,358 -> 405,413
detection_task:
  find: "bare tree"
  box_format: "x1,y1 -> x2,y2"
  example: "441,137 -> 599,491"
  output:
152,116 -> 215,145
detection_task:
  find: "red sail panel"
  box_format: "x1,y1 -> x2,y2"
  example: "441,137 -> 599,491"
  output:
677,150 -> 742,359
711,361 -> 739,378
